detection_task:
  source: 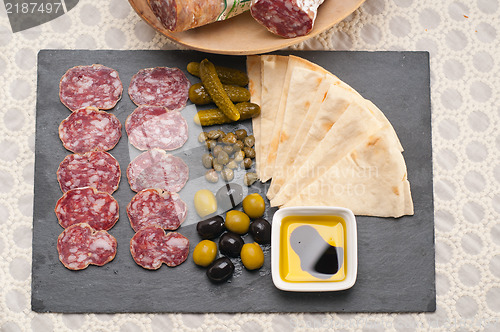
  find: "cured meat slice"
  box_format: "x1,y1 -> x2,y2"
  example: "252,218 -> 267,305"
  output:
57,223 -> 117,270
128,67 -> 190,110
127,149 -> 188,193
57,151 -> 121,194
59,106 -> 122,153
148,0 -> 250,32
59,64 -> 123,111
55,187 -> 119,231
250,0 -> 325,38
125,106 -> 188,151
130,226 -> 189,269
127,189 -> 187,232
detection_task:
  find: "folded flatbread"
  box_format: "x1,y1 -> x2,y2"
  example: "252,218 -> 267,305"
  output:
246,56 -> 262,176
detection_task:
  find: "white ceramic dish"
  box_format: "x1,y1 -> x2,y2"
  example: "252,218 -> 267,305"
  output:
271,206 -> 358,292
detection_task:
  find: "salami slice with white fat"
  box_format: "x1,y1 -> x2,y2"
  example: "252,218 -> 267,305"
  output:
250,0 -> 325,38
128,67 -> 190,110
59,64 -> 123,111
127,149 -> 189,193
127,189 -> 187,232
125,106 -> 188,151
57,223 -> 117,270
130,226 -> 189,269
57,151 -> 121,194
59,106 -> 122,153
55,187 -> 119,231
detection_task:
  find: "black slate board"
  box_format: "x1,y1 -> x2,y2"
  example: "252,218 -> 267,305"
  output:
32,50 -> 435,313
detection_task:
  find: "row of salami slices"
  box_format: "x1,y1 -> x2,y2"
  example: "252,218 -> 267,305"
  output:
55,64 -> 192,271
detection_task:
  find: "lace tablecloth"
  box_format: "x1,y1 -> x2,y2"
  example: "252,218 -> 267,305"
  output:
1,0 -> 499,330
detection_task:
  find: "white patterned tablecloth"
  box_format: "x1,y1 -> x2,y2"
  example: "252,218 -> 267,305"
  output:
1,0 -> 499,331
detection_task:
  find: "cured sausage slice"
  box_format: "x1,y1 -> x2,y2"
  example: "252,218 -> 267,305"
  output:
57,151 -> 121,194
127,149 -> 189,193
55,187 -> 119,231
59,64 -> 123,111
59,106 -> 122,153
128,67 -> 190,110
125,106 -> 188,151
250,0 -> 325,38
127,189 -> 187,232
57,223 -> 117,270
130,226 -> 189,269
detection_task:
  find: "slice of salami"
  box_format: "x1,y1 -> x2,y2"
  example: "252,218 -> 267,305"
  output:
55,187 -> 119,231
59,106 -> 122,153
57,223 -> 117,270
125,106 -> 188,151
59,64 -> 123,111
130,226 -> 189,269
127,149 -> 189,193
250,0 -> 325,38
128,67 -> 190,110
57,151 -> 121,194
127,189 -> 187,232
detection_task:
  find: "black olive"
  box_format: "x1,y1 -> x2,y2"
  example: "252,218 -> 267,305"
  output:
197,216 -> 225,239
206,257 -> 235,283
250,218 -> 271,244
219,232 -> 244,257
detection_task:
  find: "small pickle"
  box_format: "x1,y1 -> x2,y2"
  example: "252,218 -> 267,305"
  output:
212,145 -> 223,158
244,172 -> 258,186
243,147 -> 256,159
205,169 -> 219,183
198,132 -> 208,143
244,135 -> 255,148
235,129 -> 248,140
222,132 -> 237,145
241,158 -> 252,169
234,150 -> 245,162
189,83 -> 251,105
201,153 -> 214,169
221,168 -> 234,182
199,59 -> 240,121
222,145 -> 234,155
187,62 -> 249,86
193,102 -> 261,126
213,162 -> 224,172
217,151 -> 229,165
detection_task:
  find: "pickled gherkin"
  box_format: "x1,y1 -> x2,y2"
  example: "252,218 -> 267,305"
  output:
194,102 -> 261,126
189,83 -> 250,105
187,62 -> 249,86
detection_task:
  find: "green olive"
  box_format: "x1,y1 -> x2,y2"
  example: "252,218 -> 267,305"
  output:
240,242 -> 264,270
202,153 -> 214,169
194,189 -> 217,218
243,147 -> 255,159
225,210 -> 250,234
244,135 -> 255,148
242,193 -> 265,219
192,240 -> 217,267
235,129 -> 248,140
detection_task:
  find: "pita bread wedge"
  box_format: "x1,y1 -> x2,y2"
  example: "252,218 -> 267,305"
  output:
246,56 -> 262,177
282,125 -> 414,218
258,55 -> 289,182
270,101 -> 383,207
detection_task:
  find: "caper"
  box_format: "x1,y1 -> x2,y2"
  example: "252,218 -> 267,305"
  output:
233,140 -> 244,151
222,132 -> 237,145
235,129 -> 248,140
202,153 -> 214,169
213,161 -> 223,172
212,145 -> 223,158
205,169 -> 219,183
222,145 -> 234,155
244,172 -> 258,186
234,150 -> 245,162
227,160 -> 238,170
244,135 -> 255,148
217,150 -> 229,165
207,130 -> 222,140
243,147 -> 256,159
206,139 -> 217,151
221,168 -> 234,182
198,132 -> 208,143
241,158 -> 252,169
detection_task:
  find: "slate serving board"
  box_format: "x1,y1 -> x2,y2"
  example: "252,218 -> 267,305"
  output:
32,50 -> 435,313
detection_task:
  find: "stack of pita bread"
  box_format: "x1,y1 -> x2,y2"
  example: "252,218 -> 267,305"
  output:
246,55 -> 413,218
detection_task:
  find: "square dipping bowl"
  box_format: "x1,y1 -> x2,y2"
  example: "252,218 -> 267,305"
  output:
271,207 -> 358,292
